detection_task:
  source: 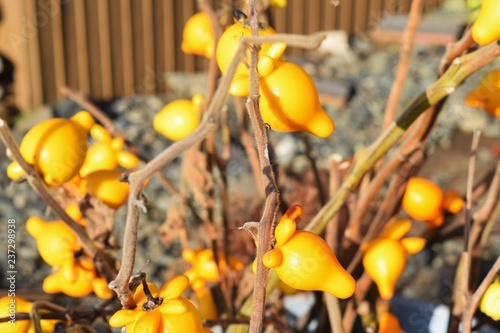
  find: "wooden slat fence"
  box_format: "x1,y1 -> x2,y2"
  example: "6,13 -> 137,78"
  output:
0,0 -> 445,112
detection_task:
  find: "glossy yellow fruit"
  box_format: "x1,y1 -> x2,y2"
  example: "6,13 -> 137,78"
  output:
26,216 -> 81,269
216,19 -> 333,137
262,205 -> 355,299
182,248 -> 221,289
154,94 -> 204,141
480,279 -> 500,320
79,124 -> 139,177
7,111 -> 94,185
471,0 -> 500,45
402,177 -> 444,222
362,219 -> 425,300
181,12 -> 215,58
216,20 -> 285,81
14,111 -> 93,183
466,69 -> 500,118
43,257 -> 112,299
85,170 -> 130,209
109,276 -> 213,333
258,61 -> 334,137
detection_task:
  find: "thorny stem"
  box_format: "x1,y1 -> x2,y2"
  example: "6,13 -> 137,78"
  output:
247,2 -> 280,332
0,119 -> 116,281
109,27 -> 326,308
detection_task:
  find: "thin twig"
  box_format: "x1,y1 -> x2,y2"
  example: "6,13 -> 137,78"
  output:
439,28 -> 474,76
473,158 -> 500,223
462,255 -> 500,333
452,131 -> 481,331
382,0 -> 423,130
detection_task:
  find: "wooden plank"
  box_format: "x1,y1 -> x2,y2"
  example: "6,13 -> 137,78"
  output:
288,0 -> 304,54
370,14 -> 464,45
306,0 -> 321,34
399,0 -> 410,12
85,0 -> 103,100
339,0 -> 353,33
368,0 -> 384,32
49,0 -> 66,101
0,0 -> 41,111
353,0 -> 368,33
109,0 -> 124,96
120,0 -> 134,95
61,1 -> 78,91
97,0 -> 113,99
181,1 -> 196,72
152,0 -> 166,92
322,0 -> 339,30
141,0 -> 156,93
163,0 -> 176,72
37,0 -> 56,103
131,0 -> 144,93
73,0 -> 90,95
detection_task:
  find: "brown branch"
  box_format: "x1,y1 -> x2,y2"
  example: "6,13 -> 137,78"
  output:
450,130 -> 481,333
382,0 -> 423,130
109,28 -> 326,308
247,2 -> 280,332
473,157 -> 500,223
462,255 -> 500,333
439,28 -> 474,76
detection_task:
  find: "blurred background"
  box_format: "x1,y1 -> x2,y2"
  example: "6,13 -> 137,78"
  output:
0,0 -> 449,115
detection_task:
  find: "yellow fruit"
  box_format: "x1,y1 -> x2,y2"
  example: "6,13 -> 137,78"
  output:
480,280 -> 500,320
402,178 -> 444,222
109,276 -> 211,333
153,94 -> 204,141
181,12 -> 215,58
85,170 -> 130,209
261,205 -> 355,299
466,69 -> 500,118
7,111 -> 94,185
471,0 -> 500,46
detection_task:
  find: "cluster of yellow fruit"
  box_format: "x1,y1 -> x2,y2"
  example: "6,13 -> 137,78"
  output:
182,248 -> 244,319
109,276 -> 213,333
154,9 -> 335,142
26,206 -> 113,299
6,111 -> 139,208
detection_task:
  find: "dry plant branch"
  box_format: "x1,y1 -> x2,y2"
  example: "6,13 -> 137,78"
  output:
238,38 -> 500,324
247,2 -> 280,332
451,131 -> 481,332
0,118 -> 116,281
382,0 -> 423,130
439,28 -> 474,76
109,27 -> 326,308
304,41 -> 500,237
462,255 -> 500,333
